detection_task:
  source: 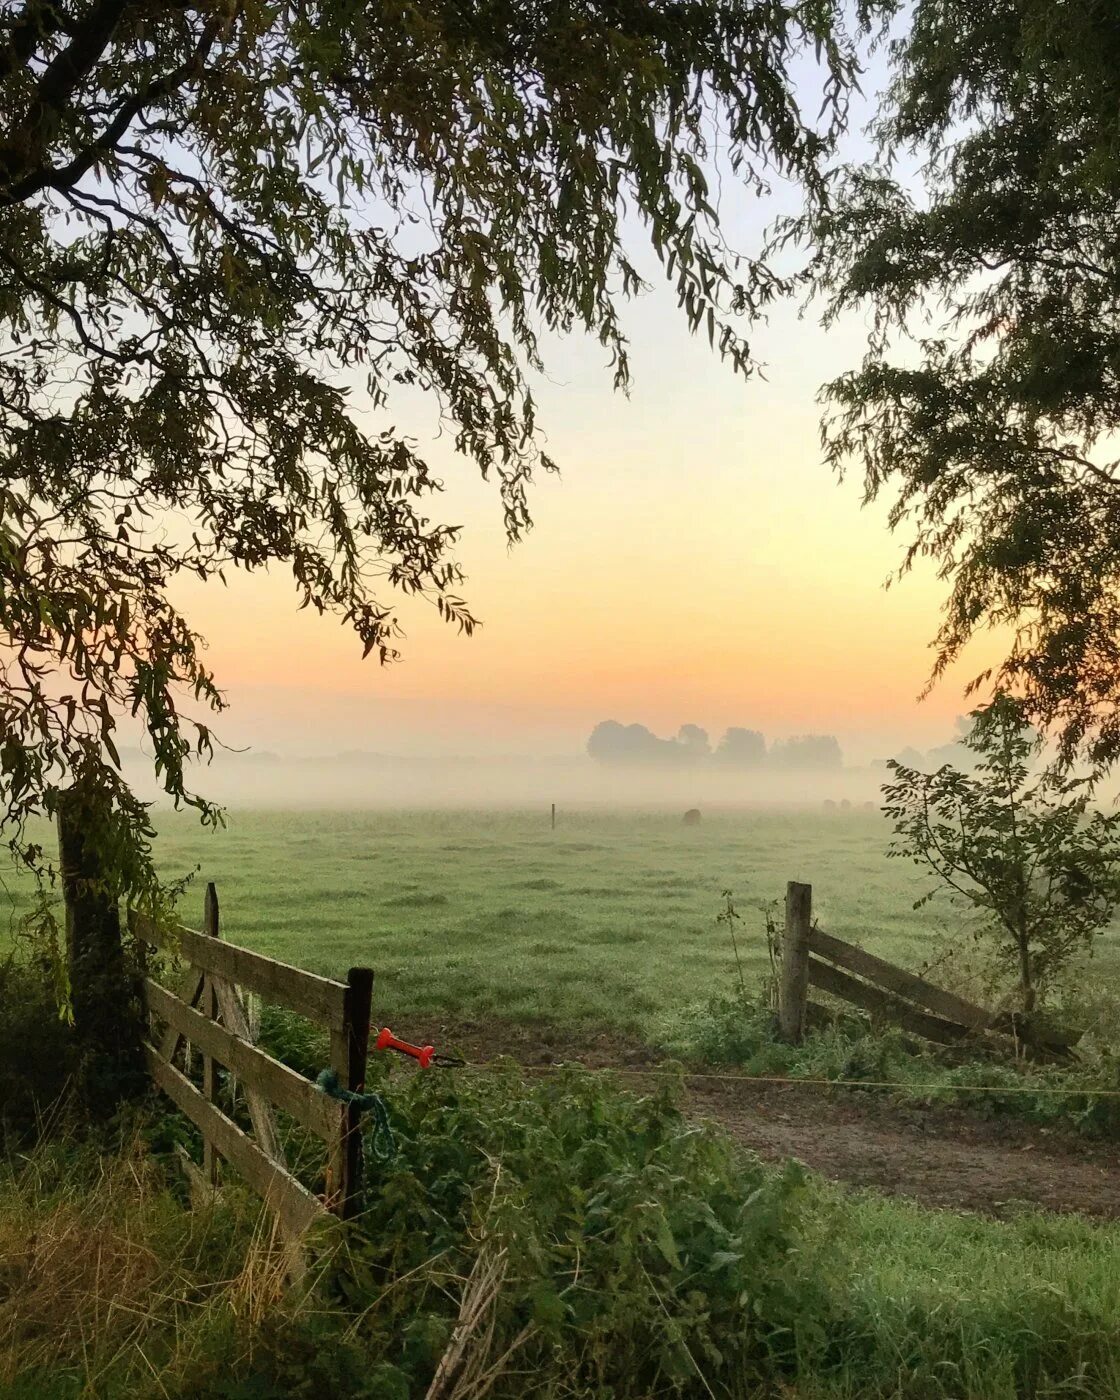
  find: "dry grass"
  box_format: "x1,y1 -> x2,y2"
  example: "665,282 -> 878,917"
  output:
0,1130 -> 300,1396
425,1165 -> 536,1400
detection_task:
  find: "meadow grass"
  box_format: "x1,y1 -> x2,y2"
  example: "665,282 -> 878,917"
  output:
17,805 -> 1116,1035
803,1191 -> 1120,1399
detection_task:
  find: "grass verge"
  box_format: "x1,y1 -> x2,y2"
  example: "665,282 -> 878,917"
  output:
5,1015 -> 1120,1399
661,987 -> 1120,1137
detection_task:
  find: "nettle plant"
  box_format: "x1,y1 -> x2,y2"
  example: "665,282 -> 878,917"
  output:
883,694 -> 1120,1012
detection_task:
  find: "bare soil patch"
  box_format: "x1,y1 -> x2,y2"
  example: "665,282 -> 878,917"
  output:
403,1015 -> 1120,1220
681,1076 -> 1120,1220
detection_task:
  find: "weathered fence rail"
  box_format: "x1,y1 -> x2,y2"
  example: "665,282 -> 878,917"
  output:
130,882 -> 374,1272
779,882 -> 1079,1060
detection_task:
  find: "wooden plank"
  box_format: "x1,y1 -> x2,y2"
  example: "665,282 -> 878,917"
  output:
779,882 -> 812,1044
192,882 -> 285,1164
807,925 -> 995,1030
807,957 -> 969,1046
144,979 -> 342,1144
209,972 -> 285,1162
132,910 -> 347,1032
341,967 -> 374,1220
202,976 -> 218,1183
201,883 -> 219,1184
326,1021 -> 348,1211
160,964 -> 206,1063
144,1045 -> 326,1236
175,1142 -> 217,1207
807,926 -> 1079,1053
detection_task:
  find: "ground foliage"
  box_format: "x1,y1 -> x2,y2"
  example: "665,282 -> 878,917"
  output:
6,1040 -> 1120,1399
0,956 -> 75,1141
0,0 -> 870,911
666,985 -> 1120,1139
794,0 -> 1120,771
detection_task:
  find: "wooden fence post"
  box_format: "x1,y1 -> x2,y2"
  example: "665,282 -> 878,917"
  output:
201,883 -> 220,1184
779,881 -> 812,1044
331,967 -> 374,1220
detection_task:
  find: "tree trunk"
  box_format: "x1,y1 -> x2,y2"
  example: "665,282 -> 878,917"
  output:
1016,931 -> 1036,1013
57,785 -> 146,1118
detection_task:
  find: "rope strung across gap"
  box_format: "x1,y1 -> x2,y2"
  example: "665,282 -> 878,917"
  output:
452,1061 -> 1120,1099
316,1068 -> 396,1165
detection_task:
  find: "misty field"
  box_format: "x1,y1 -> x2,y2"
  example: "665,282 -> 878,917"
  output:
9,806 -> 1120,1035
45,807 -> 1120,1031
161,808 -> 943,1029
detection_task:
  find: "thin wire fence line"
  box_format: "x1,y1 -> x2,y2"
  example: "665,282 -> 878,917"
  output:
440,1061 -> 1120,1099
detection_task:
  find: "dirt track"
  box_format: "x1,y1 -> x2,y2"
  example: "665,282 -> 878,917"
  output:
681,1076 -> 1120,1219
409,1016 -> 1120,1220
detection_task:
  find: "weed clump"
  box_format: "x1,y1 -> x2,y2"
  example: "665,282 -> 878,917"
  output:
0,958 -> 76,1145
661,984 -> 1120,1138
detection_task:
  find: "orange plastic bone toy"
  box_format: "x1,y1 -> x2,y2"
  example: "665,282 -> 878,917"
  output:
375,1026 -> 435,1068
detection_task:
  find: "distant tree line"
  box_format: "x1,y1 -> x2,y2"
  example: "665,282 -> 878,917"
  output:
586,722 -> 842,770
872,717 -> 979,774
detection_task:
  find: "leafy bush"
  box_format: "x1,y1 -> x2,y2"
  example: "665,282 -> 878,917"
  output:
0,957 -> 76,1144
337,1063 -> 822,1395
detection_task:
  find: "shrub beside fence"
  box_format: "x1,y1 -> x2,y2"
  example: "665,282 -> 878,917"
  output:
778,882 -> 1079,1061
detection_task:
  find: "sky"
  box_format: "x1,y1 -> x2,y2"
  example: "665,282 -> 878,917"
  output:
167,37 -> 1001,770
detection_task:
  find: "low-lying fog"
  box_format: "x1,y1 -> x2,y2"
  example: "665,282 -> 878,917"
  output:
123,750 -> 892,810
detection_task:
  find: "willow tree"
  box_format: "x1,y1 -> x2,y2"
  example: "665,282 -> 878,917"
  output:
801,0 -> 1120,771
0,0 -> 867,1084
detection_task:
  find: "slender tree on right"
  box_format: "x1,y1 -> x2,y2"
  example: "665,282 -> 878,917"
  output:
883,694 -> 1120,1012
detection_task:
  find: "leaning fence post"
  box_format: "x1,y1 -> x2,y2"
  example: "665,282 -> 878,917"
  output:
779,881 -> 812,1044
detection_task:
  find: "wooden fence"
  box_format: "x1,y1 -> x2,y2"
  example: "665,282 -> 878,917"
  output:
130,882 -> 374,1272
778,881 -> 1078,1060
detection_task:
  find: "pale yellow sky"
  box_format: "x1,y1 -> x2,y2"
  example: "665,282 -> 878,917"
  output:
172,266 -> 999,766
164,45 -> 1001,768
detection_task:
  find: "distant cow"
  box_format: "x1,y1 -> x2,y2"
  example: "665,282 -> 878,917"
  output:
683,808 -> 702,826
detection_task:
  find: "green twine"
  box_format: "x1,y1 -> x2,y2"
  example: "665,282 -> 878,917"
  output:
316,1068 -> 396,1172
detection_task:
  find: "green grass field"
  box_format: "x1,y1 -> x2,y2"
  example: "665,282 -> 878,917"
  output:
11,806 -> 1119,1033
9,807 -> 1120,1398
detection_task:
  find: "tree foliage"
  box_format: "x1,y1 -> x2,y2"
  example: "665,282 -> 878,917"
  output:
799,0 -> 1120,770
883,694 -> 1120,1010
0,0 -> 868,901
586,720 -> 843,768
713,725 -> 765,768
586,720 -> 697,766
